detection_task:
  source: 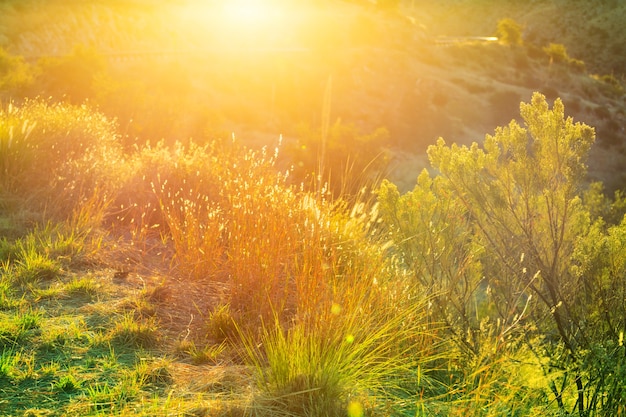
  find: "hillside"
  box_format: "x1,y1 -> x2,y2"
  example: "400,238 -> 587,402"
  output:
1,0 -> 624,192
1,1 -> 626,416
415,0 -> 626,76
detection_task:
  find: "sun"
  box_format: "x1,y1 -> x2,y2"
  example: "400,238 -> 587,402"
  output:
221,0 -> 281,26
177,0 -> 292,49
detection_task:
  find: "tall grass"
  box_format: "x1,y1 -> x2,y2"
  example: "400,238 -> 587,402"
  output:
238,273 -> 437,417
140,138 -> 303,321
0,99 -> 121,223
105,128 -> 455,415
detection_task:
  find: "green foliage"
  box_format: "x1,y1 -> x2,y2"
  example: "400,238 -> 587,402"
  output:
0,280 -> 19,310
0,312 -> 32,349
184,341 -> 225,365
64,277 -> 100,299
206,304 -> 236,342
0,48 -> 33,99
378,92 -> 626,414
543,43 -> 586,72
239,294 -> 433,417
11,250 -> 61,287
544,43 -> 570,63
54,373 -> 82,393
109,313 -> 158,349
496,18 -> 524,46
428,93 -> 599,412
131,358 -> 173,389
15,308 -> 43,332
377,172 -> 484,356
83,379 -> 141,413
0,220 -> 102,290
590,73 -> 625,97
0,348 -> 20,379
1,2 -> 625,414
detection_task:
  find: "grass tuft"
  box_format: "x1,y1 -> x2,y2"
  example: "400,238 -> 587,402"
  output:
0,348 -> 20,380
11,252 -> 61,287
132,358 -> 173,388
109,312 -> 158,349
54,373 -> 82,393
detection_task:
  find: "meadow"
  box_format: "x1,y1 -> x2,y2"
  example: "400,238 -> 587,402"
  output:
1,1 -> 626,416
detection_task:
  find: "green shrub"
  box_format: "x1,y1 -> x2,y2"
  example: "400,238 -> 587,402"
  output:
543,43 -> 586,72
543,43 -> 570,64
591,73 -> 625,97
377,92 -> 626,414
496,18 -> 524,46
0,47 -> 33,99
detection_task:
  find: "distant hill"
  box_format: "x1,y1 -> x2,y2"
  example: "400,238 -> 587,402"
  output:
1,0 -> 624,191
409,0 -> 626,75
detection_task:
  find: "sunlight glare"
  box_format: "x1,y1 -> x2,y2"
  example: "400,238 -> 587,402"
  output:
347,400 -> 364,417
222,0 -> 280,26
178,0 -> 295,49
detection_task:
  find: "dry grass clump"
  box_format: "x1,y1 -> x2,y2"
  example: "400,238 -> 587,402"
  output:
102,132 -> 440,415
127,135 -> 409,329
0,99 -> 122,223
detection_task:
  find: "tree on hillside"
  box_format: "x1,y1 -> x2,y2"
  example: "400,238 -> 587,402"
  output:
496,18 -> 524,46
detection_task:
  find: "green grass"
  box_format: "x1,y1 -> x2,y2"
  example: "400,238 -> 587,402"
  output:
238,309 -> 428,416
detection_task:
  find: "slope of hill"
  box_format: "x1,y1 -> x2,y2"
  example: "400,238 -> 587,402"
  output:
0,0 -> 624,191
412,0 -> 626,75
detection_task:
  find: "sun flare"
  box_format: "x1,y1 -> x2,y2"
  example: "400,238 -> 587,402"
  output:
178,0 -> 298,49
221,0 -> 281,26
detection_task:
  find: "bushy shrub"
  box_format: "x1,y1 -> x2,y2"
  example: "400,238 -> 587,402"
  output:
591,73 -> 625,97
543,43 -> 569,64
496,18 -> 524,46
543,43 -> 586,72
0,99 -> 122,219
0,48 -> 33,99
377,93 -> 626,415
